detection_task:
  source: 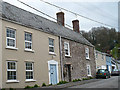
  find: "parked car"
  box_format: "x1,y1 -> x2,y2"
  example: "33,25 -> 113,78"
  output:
96,69 -> 111,79
111,69 -> 120,76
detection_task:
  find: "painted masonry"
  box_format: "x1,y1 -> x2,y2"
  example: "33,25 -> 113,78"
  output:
0,1 -> 96,88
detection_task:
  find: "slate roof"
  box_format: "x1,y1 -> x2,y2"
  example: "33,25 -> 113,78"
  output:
1,2 -> 93,47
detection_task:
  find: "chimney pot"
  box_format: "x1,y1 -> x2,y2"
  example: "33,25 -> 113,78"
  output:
72,20 -> 80,33
56,12 -> 64,26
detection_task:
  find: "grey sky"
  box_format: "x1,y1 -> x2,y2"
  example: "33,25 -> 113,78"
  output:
3,0 -> 119,32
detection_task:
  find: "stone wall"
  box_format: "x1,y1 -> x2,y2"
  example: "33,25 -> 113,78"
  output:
61,38 -> 96,82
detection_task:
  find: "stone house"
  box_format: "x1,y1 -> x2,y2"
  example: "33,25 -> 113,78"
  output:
0,1 -> 96,88
56,12 -> 96,82
95,50 -> 106,71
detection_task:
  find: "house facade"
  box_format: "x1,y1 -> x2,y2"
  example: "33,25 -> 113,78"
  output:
106,54 -> 112,73
111,58 -> 117,71
95,50 -> 106,71
56,12 -> 96,82
0,2 -> 96,88
0,2 -> 61,88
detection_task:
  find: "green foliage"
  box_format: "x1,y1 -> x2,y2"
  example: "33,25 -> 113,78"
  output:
24,85 -> 34,89
42,83 -> 46,87
9,88 -> 16,90
1,89 -> 5,90
89,76 -> 94,79
82,78 -> 90,80
34,84 -> 40,87
72,79 -> 81,82
81,27 -> 118,53
57,81 -> 68,85
110,44 -> 120,59
48,83 -> 52,86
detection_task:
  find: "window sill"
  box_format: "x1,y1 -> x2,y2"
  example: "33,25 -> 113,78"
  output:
6,47 -> 18,50
25,79 -> 36,82
65,55 -> 72,58
86,58 -> 90,60
24,49 -> 35,53
6,80 -> 19,83
49,52 -> 57,56
87,75 -> 92,77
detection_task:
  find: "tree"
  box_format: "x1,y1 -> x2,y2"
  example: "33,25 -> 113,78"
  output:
81,26 -> 118,53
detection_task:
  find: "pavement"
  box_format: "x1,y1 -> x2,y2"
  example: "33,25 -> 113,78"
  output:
25,76 -> 119,90
40,78 -> 102,89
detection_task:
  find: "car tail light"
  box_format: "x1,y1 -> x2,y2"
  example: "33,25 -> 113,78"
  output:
104,73 -> 106,75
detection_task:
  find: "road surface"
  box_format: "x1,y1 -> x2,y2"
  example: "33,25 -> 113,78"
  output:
69,76 -> 119,88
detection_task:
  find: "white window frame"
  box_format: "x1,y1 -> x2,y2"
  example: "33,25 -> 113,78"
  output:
49,38 -> 54,54
6,28 -> 16,49
64,42 -> 70,56
25,62 -> 34,81
25,32 -> 32,51
85,47 -> 89,59
87,65 -> 91,76
7,61 -> 18,82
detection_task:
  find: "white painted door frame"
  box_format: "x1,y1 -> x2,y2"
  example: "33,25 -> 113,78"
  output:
48,60 -> 59,84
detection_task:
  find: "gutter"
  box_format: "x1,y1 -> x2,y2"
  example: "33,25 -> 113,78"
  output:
59,36 -> 64,81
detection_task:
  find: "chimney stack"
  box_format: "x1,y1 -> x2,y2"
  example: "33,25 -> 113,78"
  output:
72,20 -> 80,33
56,12 -> 64,26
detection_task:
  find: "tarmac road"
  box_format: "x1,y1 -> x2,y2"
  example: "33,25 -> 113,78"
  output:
69,76 -> 119,88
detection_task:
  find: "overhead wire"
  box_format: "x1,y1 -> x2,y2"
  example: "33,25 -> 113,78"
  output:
39,0 -> 118,29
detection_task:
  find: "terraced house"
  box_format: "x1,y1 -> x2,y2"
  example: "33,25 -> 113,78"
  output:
57,12 -> 96,82
95,50 -> 106,71
0,1 -> 96,88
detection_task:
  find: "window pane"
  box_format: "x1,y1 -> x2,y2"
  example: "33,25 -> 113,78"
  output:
64,43 -> 68,49
65,49 -> 68,55
7,39 -> 15,47
25,32 -> 32,41
8,62 -> 16,69
86,48 -> 89,58
25,42 -> 32,49
49,47 -> 54,52
7,71 -> 16,80
26,62 -> 33,70
49,38 -> 54,46
7,29 -> 15,38
26,71 -> 33,79
64,42 -> 70,56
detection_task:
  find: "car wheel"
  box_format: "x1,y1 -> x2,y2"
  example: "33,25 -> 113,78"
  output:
105,76 -> 108,79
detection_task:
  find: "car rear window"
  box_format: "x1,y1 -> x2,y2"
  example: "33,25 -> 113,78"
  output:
113,69 -> 118,71
98,69 -> 105,73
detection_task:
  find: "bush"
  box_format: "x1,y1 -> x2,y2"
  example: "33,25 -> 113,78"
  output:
48,83 -> 52,86
57,81 -> 68,85
89,76 -> 94,79
82,78 -> 90,80
10,88 -> 16,90
42,83 -> 46,87
24,85 -> 33,89
1,89 -> 5,90
34,84 -> 40,87
77,79 -> 81,81
72,79 -> 81,82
